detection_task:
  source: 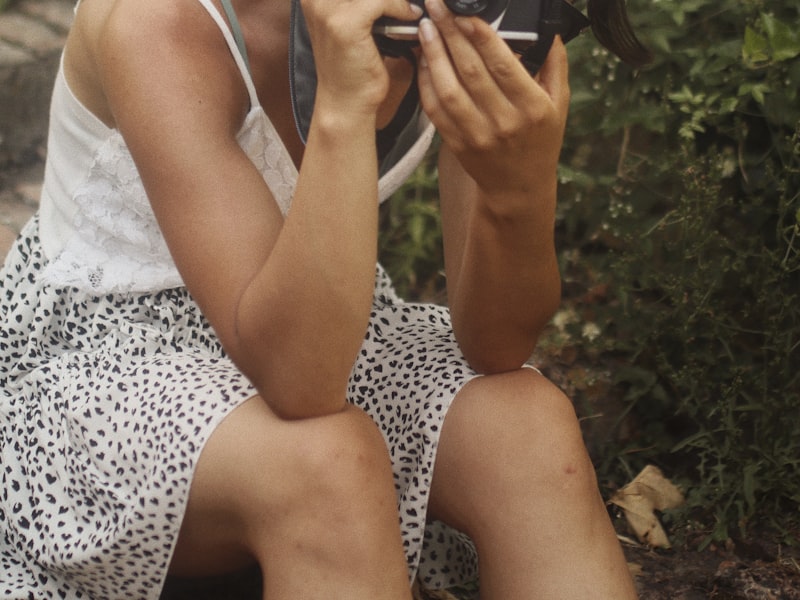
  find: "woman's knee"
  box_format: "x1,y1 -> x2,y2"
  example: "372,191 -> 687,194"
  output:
430,369 -> 598,526
226,399 -> 393,519
286,403 -> 396,509
173,398 -> 396,570
447,368 -> 588,459
241,401 -> 403,568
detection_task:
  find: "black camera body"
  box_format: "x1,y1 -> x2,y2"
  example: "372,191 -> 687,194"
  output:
374,0 -> 590,74
375,0 -> 509,37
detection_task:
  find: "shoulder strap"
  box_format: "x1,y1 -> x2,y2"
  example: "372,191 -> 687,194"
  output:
219,0 -> 251,73
195,0 -> 260,108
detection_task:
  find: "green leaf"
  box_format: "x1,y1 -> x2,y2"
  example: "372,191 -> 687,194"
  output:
742,463 -> 759,511
743,26 -> 770,66
738,82 -> 770,105
719,97 -> 739,114
761,13 -> 800,62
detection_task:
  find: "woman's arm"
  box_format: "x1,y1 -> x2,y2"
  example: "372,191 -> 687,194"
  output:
438,147 -> 562,374
417,0 -> 568,373
94,0 -> 421,419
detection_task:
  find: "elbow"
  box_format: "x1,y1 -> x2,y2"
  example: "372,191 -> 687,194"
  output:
229,290 -> 361,421
230,325 -> 351,421
460,339 -> 537,375
454,318 -> 540,374
456,287 -> 562,375
259,387 -> 349,420
233,339 -> 351,420
465,357 -> 528,377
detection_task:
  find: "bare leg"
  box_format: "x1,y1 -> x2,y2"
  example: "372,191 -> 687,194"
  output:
169,397 -> 413,600
428,369 -> 637,600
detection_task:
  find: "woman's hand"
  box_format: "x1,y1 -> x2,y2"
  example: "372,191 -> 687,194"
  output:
417,0 -> 570,203
300,0 -> 423,123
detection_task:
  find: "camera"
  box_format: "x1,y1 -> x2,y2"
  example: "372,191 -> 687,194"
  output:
375,0 -> 509,38
289,0 -> 590,174
374,0 -> 590,74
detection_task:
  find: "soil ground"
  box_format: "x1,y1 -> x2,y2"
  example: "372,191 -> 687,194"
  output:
623,534 -> 800,599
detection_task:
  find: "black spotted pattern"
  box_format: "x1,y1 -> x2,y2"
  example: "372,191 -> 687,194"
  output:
1,217 -> 479,598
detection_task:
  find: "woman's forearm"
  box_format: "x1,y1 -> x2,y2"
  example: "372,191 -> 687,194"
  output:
234,111 -> 381,419
442,154 -> 562,373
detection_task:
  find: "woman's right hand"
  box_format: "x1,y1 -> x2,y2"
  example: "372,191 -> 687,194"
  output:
299,0 -> 423,122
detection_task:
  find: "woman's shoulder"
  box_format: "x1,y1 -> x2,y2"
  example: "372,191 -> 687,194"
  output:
84,0 -> 232,69
64,0 -> 248,132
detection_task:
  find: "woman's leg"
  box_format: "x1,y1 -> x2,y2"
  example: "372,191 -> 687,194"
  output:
168,397 -> 413,600
428,369 -> 637,600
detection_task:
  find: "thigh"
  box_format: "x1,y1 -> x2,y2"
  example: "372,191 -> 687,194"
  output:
168,396 -> 272,577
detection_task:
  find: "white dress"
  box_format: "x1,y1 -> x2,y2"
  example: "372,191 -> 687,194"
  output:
0,1 -> 482,597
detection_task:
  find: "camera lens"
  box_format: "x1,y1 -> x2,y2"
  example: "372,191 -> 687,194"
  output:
444,0 -> 490,16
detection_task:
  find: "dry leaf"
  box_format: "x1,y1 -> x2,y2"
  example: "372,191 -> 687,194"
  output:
628,562 -> 644,578
610,465 -> 685,549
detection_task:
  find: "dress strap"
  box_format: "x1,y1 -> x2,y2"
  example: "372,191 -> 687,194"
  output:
219,0 -> 251,73
195,0 -> 260,109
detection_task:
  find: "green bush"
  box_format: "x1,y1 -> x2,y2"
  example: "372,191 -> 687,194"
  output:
379,148 -> 444,302
558,0 -> 800,543
380,0 -> 800,545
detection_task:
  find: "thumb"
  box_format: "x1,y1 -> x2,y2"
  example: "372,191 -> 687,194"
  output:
383,0 -> 425,22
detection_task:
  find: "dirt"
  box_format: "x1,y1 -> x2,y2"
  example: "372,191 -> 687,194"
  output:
625,538 -> 800,599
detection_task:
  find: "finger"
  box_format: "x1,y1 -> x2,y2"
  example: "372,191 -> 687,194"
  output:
453,14 -> 544,104
417,44 -> 462,141
417,17 -> 480,122
304,0 -> 422,35
383,0 -> 425,22
535,37 -> 570,115
423,0 -> 508,111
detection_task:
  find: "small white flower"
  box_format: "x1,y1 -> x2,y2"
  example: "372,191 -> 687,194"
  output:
582,322 -> 601,342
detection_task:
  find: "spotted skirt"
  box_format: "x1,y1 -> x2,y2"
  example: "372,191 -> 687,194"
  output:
0,217 -> 480,599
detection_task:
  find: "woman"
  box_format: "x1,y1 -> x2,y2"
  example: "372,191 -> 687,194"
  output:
0,0 -> 649,598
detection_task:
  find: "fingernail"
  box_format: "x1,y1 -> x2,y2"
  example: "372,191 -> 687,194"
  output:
418,18 -> 436,43
408,2 -> 424,18
425,0 -> 446,21
454,16 -> 474,35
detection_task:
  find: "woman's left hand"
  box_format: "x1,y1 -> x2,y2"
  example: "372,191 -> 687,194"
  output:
417,0 -> 570,202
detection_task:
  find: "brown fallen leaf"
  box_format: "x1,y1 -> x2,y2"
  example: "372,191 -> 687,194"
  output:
628,562 -> 644,578
610,465 -> 685,549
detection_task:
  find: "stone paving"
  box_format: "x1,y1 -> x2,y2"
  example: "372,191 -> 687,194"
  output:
0,0 -> 72,258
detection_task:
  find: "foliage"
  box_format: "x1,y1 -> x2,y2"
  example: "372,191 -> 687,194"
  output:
379,148 -> 445,301
380,0 -> 800,546
557,0 -> 800,543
